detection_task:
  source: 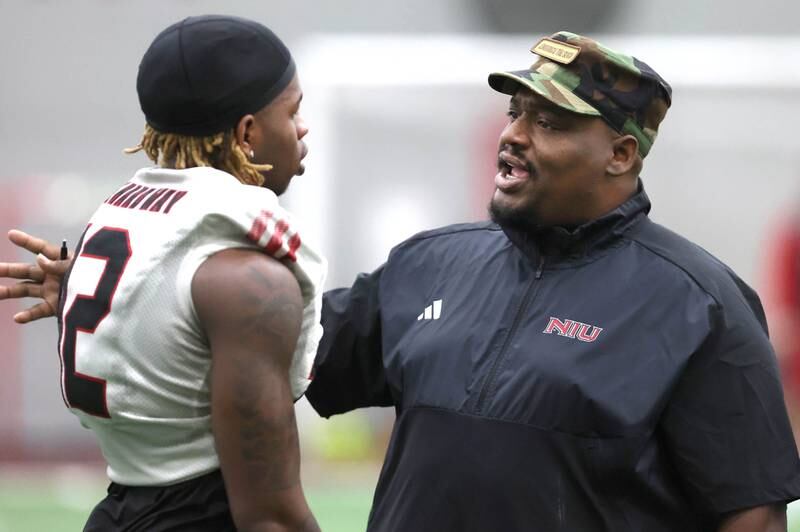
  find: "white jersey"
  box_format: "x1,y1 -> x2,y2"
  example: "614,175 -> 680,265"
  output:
57,166 -> 327,486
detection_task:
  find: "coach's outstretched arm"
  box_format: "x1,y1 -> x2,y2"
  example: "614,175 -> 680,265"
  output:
193,248 -> 320,532
305,266 -> 394,417
0,230 -> 70,323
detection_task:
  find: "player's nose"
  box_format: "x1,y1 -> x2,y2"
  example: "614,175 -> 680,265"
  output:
296,115 -> 309,140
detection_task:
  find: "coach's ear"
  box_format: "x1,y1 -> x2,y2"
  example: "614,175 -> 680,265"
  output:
607,134 -> 639,177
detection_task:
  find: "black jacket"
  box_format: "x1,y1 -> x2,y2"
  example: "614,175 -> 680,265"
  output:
307,186 -> 800,531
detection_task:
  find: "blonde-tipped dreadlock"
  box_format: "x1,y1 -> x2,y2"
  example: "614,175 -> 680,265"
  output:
124,124 -> 273,187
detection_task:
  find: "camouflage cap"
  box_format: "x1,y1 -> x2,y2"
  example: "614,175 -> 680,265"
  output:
488,31 -> 672,157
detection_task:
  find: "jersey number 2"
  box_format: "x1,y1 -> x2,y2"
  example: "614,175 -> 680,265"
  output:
60,227 -> 131,418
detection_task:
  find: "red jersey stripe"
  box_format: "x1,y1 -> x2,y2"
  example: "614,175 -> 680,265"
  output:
265,219 -> 289,255
247,211 -> 270,244
286,232 -> 302,263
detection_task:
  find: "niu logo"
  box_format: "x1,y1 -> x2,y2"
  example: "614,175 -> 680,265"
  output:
543,317 -> 603,343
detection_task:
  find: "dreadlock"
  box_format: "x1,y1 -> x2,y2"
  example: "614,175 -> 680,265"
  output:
124,124 -> 272,187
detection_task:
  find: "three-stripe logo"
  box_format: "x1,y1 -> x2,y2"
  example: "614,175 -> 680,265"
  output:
417,299 -> 443,321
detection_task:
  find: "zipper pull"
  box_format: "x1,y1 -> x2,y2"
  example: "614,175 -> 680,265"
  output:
535,257 -> 545,279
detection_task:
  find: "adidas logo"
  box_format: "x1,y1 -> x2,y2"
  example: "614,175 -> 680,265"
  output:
417,299 -> 443,321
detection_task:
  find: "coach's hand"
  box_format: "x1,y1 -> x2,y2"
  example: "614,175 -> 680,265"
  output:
0,230 -> 72,323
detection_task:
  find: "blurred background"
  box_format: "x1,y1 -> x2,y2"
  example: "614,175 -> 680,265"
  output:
1,0 -> 799,530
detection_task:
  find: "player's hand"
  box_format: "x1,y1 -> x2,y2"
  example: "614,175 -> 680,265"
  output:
0,230 -> 72,323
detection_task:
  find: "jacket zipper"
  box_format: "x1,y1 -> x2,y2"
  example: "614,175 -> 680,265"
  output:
475,257 -> 545,414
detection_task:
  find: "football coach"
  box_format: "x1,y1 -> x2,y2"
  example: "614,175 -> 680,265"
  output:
305,31 -> 800,531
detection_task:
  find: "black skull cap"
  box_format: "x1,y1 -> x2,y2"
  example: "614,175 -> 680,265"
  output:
137,15 -> 296,136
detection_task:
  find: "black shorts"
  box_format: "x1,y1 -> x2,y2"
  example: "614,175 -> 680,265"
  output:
83,469 -> 236,531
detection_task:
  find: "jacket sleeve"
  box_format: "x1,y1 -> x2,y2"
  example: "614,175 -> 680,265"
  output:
305,266 -> 395,417
659,290 -> 800,518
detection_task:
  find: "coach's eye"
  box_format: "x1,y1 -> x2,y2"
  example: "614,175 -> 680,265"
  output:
536,118 -> 557,130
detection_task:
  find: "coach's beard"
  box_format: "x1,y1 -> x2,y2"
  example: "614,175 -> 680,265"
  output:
488,197 -> 543,235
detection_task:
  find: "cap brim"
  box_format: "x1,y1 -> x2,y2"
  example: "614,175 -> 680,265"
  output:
488,70 -> 601,117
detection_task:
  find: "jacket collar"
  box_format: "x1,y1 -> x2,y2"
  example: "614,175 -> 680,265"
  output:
500,180 -> 651,267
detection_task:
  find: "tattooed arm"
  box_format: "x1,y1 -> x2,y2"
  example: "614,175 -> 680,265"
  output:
193,248 -> 320,532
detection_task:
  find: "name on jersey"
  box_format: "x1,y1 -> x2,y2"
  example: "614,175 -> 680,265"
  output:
103,182 -> 188,214
543,316 -> 603,343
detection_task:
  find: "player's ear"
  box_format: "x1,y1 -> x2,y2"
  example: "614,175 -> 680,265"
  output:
607,134 -> 639,176
234,114 -> 257,156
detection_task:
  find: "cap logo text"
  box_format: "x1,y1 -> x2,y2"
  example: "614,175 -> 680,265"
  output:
531,38 -> 581,65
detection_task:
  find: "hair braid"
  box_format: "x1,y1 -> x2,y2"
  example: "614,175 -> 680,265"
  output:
124,124 -> 272,186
